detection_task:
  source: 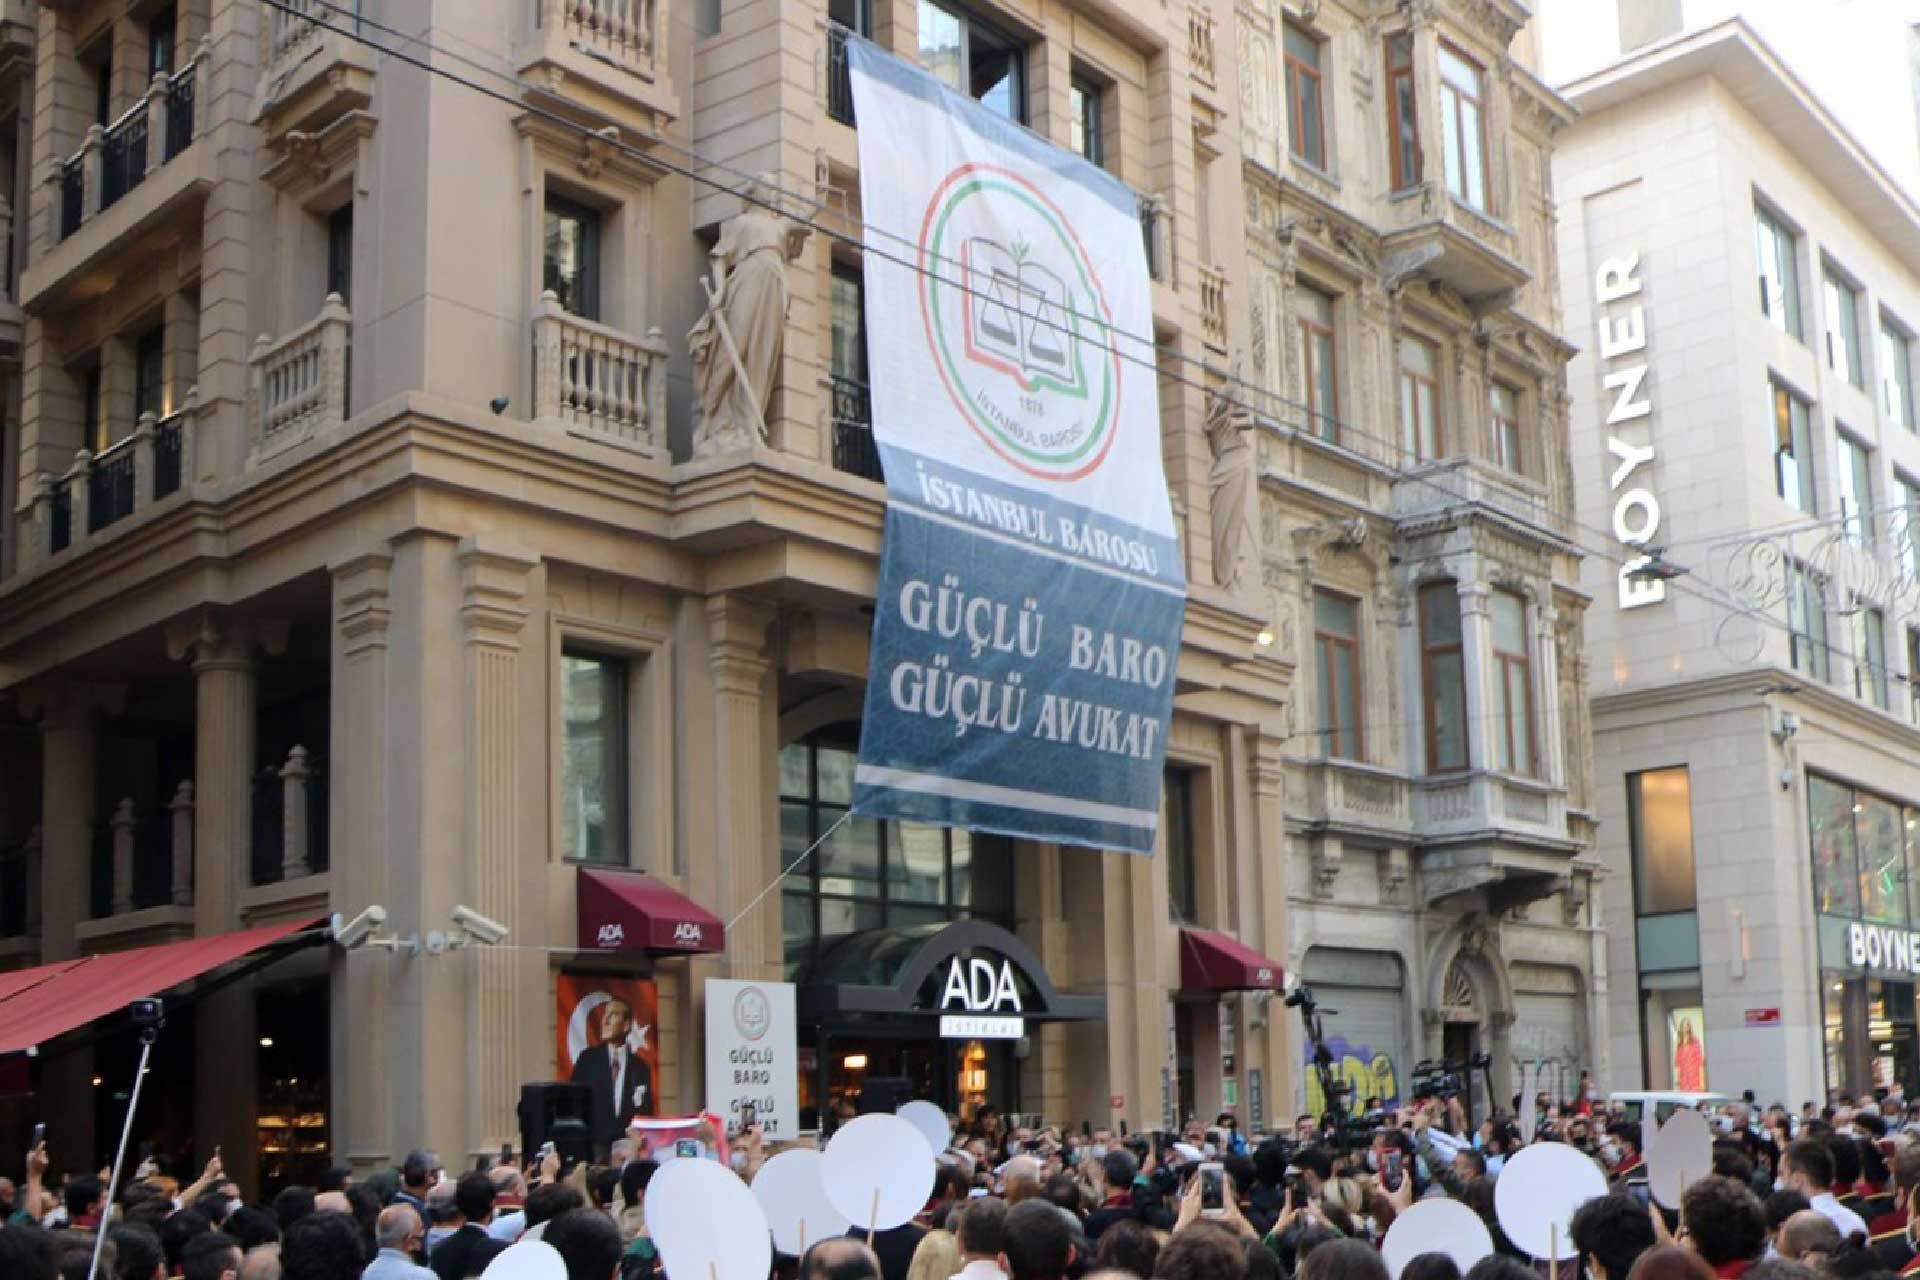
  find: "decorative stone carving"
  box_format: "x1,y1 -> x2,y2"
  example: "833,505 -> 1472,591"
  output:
1380,848 -> 1412,902
1310,837 -> 1342,898
1206,361 -> 1259,595
690,176 -> 812,457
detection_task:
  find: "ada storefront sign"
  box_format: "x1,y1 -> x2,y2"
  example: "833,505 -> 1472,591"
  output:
844,36 -> 1183,854
704,979 -> 799,1141
933,953 -> 1025,1040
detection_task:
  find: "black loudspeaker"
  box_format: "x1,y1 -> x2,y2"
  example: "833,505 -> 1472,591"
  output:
855,1077 -> 913,1116
518,1082 -> 593,1163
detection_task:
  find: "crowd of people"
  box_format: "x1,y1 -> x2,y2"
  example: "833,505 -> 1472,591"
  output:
6,1083 -> 1920,1280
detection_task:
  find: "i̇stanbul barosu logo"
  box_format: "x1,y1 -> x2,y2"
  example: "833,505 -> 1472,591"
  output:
917,163 -> 1124,482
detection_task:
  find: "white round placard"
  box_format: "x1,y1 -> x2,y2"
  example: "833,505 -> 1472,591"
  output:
753,1147 -> 851,1257
897,1100 -> 952,1158
481,1240 -> 566,1280
648,1153 -> 773,1280
1493,1141 -> 1609,1260
821,1113 -> 936,1233
1381,1198 -> 1496,1280
1647,1108 -> 1713,1208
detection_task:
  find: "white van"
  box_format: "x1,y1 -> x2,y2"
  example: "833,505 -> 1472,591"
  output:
1609,1091 -> 1731,1125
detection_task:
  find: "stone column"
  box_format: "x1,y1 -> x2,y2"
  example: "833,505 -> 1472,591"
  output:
1456,581 -> 1493,771
457,537 -> 536,1161
1533,598 -> 1564,786
167,612 -> 281,934
328,551 -> 394,1173
167,611 -> 284,1198
168,781 -> 194,905
110,797 -> 136,915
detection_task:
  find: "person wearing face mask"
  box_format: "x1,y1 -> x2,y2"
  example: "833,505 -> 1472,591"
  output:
1610,1122 -> 1648,1193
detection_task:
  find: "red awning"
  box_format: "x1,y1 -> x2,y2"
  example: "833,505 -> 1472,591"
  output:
1178,928 -> 1285,993
0,917 -> 322,1055
578,868 -> 725,955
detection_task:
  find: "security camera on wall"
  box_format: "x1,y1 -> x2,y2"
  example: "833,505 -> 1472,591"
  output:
450,904 -> 510,946
330,905 -> 388,949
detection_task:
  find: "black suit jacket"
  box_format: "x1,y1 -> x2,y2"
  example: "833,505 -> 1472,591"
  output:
570,1042 -> 655,1146
430,1224 -> 506,1280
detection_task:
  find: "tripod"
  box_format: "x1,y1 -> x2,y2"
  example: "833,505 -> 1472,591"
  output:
87,1002 -> 164,1280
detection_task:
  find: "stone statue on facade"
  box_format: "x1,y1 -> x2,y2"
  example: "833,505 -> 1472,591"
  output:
1205,361 -> 1259,594
689,174 -> 811,457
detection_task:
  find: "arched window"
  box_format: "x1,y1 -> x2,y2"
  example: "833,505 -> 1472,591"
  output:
778,724 -> 1014,978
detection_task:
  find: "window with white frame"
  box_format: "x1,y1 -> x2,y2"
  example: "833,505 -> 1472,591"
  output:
1786,559 -> 1830,682
1491,381 -> 1522,474
1755,205 -> 1802,338
1856,605 -> 1889,710
1772,380 -> 1815,513
1438,45 -> 1488,210
1882,314 -> 1916,431
1825,271 -> 1865,389
918,1 -> 1025,123
1901,474 -> 1920,578
1298,284 -> 1339,441
1837,431 -> 1874,548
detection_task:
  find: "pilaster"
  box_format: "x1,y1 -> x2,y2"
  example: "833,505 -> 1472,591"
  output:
328,550 -> 394,1172
1457,580 -> 1492,771
705,594 -> 776,977
1250,729 -> 1293,1120
456,537 -> 537,1159
1533,600 -> 1563,786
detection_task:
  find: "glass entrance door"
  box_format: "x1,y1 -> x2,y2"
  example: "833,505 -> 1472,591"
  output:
809,1030 -> 1016,1125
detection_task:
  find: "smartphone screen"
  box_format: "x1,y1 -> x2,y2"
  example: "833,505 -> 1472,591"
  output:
1384,1151 -> 1403,1189
674,1138 -> 701,1159
1200,1163 -> 1225,1214
32,1122 -> 45,1147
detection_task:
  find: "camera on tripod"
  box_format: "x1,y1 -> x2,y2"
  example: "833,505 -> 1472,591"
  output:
1409,1053 -> 1491,1101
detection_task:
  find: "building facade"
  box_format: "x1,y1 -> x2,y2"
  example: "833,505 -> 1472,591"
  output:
0,0 -> 1299,1187
1235,0 -> 1599,1118
1556,18 -> 1920,1104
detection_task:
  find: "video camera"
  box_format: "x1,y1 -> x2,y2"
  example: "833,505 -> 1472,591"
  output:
1409,1053 -> 1492,1101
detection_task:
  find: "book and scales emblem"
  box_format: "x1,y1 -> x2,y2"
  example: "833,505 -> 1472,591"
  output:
960,236 -> 1090,398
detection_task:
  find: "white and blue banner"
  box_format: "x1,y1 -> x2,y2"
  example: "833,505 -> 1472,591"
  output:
846,38 -> 1185,854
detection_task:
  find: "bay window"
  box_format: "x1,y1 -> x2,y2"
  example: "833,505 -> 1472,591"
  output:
1419,582 -> 1468,773
1490,591 -> 1534,776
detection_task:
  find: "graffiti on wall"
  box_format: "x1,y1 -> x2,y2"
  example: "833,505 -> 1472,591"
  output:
1305,1036 -> 1399,1116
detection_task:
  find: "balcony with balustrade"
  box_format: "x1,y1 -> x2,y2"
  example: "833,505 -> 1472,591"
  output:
516,0 -> 679,123
827,372 -> 882,483
24,45 -> 212,314
76,784 -> 196,949
530,290 -> 668,454
1392,452 -> 1571,543
42,395 -> 196,558
251,295 -> 352,461
257,0 -> 376,139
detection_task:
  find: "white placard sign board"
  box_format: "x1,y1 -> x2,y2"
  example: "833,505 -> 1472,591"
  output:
822,1112 -> 936,1233
647,1156 -> 773,1280
897,1100 -> 953,1157
1494,1141 -> 1609,1260
482,1241 -> 565,1280
753,1148 -> 850,1257
1381,1199 -> 1495,1280
1647,1108 -> 1713,1208
705,978 -> 799,1141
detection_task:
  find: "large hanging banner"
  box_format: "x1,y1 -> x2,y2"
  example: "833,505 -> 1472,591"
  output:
846,39 -> 1184,854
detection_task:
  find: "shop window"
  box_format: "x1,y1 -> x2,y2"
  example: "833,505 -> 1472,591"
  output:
543,194 -> 603,322
778,725 -> 1013,978
1069,74 -> 1104,169
1490,590 -> 1534,777
1771,381 -> 1814,513
1881,314 -> 1915,431
1824,270 -> 1865,389
1283,23 -> 1326,170
1418,582 -> 1468,774
1786,559 -> 1830,682
1627,767 -> 1696,916
1438,44 -> 1488,211
1754,204 -> 1802,339
1490,382 -> 1522,474
327,205 -> 353,305
1385,33 -> 1420,192
1165,768 -> 1197,923
1824,975 -> 1918,1099
918,1 -> 1026,124
1810,774 -> 1861,918
1313,590 -> 1362,760
1298,285 -> 1339,441
1641,987 -> 1707,1092
1398,334 -> 1441,462
1837,431 -> 1874,548
148,5 -> 177,79
1856,607 -> 1889,711
561,650 -> 628,865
